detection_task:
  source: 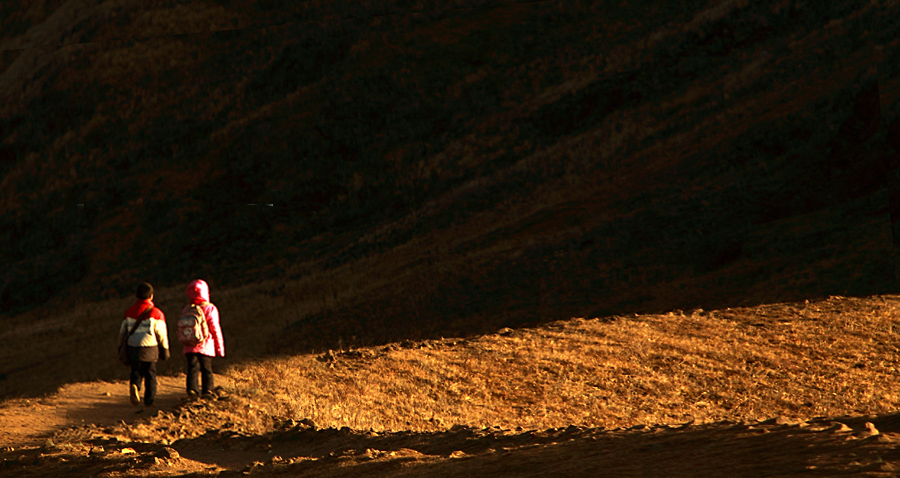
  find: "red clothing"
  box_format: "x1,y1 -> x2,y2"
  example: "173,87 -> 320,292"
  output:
181,279 -> 225,357
119,298 -> 169,362
122,299 -> 166,325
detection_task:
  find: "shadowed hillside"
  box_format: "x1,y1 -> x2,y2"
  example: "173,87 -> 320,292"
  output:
1,0 -> 900,396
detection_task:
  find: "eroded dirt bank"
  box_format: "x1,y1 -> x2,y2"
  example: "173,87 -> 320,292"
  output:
5,408 -> 900,477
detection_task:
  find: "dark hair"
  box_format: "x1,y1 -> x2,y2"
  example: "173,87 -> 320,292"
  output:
136,282 -> 154,300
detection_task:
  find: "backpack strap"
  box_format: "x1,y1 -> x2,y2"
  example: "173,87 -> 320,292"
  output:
125,306 -> 154,341
194,302 -> 211,315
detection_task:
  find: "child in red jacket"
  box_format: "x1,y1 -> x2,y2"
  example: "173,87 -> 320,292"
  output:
119,282 -> 169,407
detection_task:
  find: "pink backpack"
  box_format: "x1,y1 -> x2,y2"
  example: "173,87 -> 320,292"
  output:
177,302 -> 210,346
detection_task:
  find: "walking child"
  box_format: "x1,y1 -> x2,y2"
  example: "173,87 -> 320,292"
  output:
118,282 -> 169,407
179,279 -> 225,398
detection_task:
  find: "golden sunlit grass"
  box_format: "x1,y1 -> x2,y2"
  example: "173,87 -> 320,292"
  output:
221,295 -> 900,436
20,295 -> 900,478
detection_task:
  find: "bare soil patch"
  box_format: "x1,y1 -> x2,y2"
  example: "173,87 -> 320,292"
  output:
0,374 -> 231,448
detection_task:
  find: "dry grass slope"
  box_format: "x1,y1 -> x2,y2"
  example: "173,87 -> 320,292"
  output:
4,295 -> 900,476
230,295 -> 900,433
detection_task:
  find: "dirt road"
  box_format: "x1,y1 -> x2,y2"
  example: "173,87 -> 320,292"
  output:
0,374 -> 230,448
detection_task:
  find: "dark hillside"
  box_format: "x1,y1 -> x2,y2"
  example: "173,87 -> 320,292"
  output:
1,0 -> 898,352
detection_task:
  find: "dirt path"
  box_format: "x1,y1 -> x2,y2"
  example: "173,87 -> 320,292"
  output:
0,374 -> 231,448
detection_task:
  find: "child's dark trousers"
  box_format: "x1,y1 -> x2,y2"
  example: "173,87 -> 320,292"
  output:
130,360 -> 157,406
185,353 -> 214,396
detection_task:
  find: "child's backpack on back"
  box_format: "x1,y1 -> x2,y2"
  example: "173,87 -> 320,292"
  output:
178,302 -> 210,346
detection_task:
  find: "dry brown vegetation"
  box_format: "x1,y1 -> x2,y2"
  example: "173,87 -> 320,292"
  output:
5,295 -> 900,476
230,294 -> 900,433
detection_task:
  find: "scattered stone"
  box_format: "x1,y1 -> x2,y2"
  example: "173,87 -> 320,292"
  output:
449,450 -> 466,458
299,418 -> 316,429
854,422 -> 880,440
277,419 -> 297,430
829,422 -> 853,433
363,448 -> 381,459
774,416 -> 796,426
155,447 -> 180,459
120,447 -> 137,455
497,328 -> 514,336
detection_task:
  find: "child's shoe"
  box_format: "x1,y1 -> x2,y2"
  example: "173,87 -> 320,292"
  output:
129,384 -> 141,406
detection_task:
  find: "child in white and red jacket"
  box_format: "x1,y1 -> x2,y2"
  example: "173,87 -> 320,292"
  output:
119,282 -> 169,407
182,279 -> 225,398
